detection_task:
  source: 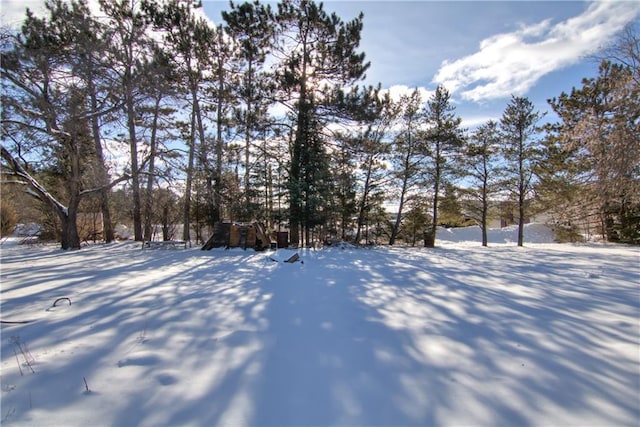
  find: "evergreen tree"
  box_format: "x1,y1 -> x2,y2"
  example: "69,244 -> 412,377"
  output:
389,89 -> 424,245
223,1 -> 275,217
500,95 -> 542,247
208,24 -> 236,227
549,61 -> 639,243
138,49 -> 179,241
274,0 -> 369,246
62,0 -> 118,243
401,201 -> 429,246
350,88 -> 396,245
422,85 -> 464,247
535,124 -> 586,242
1,1 -> 126,249
463,120 -> 502,246
144,0 -> 219,240
330,134 -> 358,240
438,184 -> 469,228
100,0 -> 157,241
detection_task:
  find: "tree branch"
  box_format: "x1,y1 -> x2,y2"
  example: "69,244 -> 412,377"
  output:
0,144 -> 69,217
79,173 -> 131,196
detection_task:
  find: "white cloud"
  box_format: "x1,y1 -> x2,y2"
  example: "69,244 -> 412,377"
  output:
0,0 -> 216,30
461,115 -> 499,131
1,0 -> 110,29
0,1 -> 47,29
381,85 -> 433,103
433,1 -> 640,102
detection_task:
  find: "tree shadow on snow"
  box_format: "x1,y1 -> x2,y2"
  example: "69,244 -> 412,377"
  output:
1,243 -> 638,426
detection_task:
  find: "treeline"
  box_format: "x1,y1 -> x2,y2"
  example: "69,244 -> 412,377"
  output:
1,0 -> 638,249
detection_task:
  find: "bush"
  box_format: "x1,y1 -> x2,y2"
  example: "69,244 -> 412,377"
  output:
0,203 -> 18,237
553,223 -> 584,243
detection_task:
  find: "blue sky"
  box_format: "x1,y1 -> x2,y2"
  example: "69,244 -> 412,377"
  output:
3,0 -> 639,128
201,0 -> 640,127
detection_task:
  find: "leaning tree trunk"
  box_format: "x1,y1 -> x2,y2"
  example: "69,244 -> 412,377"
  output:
1,146 -> 81,250
390,151 -> 411,246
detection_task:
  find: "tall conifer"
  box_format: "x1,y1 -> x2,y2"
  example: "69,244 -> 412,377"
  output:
273,0 -> 369,246
500,96 -> 541,247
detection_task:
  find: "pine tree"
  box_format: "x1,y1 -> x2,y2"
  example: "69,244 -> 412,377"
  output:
438,184 -> 469,228
534,124 -> 586,242
500,96 -> 542,247
62,0 -> 118,243
100,0 -> 157,241
274,0 -> 369,246
403,202 -> 429,247
223,1 -> 275,217
463,120 -> 502,246
422,85 -> 464,247
1,1 -> 126,249
138,49 -> 179,241
389,89 -> 424,246
144,0 -> 220,240
349,87 -> 396,245
208,24 -> 236,227
548,61 -> 639,243
329,134 -> 358,240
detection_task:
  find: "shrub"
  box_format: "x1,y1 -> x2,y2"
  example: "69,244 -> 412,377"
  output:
0,203 -> 17,237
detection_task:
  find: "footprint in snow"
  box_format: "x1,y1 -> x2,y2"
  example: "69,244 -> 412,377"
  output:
117,353 -> 162,367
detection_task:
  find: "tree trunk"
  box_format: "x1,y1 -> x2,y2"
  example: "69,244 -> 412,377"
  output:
61,201 -> 81,250
355,154 -> 373,245
213,55 -> 225,225
126,93 -> 143,241
162,204 -> 170,241
518,190 -> 525,247
426,142 -> 441,248
1,146 -> 81,250
193,84 -> 213,228
183,110 -> 196,242
481,160 -> 489,247
144,93 -> 162,241
481,196 -> 488,247
389,175 -> 408,245
423,229 -> 435,248
87,73 -> 115,243
244,58 -> 254,212
517,134 -> 525,247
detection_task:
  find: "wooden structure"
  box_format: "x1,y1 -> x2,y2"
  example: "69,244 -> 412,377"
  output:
202,222 -> 271,251
276,231 -> 289,249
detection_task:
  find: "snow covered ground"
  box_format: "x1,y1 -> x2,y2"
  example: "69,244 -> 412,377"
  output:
1,224 -> 638,426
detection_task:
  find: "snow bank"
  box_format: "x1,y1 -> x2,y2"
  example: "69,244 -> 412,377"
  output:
11,223 -> 42,237
437,223 -> 555,244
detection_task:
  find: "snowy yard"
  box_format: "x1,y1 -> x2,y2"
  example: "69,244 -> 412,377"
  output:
1,226 -> 639,426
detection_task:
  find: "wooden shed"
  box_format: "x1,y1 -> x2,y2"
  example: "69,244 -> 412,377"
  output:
202,222 -> 271,251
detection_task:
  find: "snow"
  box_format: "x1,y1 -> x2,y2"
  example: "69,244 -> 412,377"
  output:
1,224 -> 639,426
436,223 -> 556,244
